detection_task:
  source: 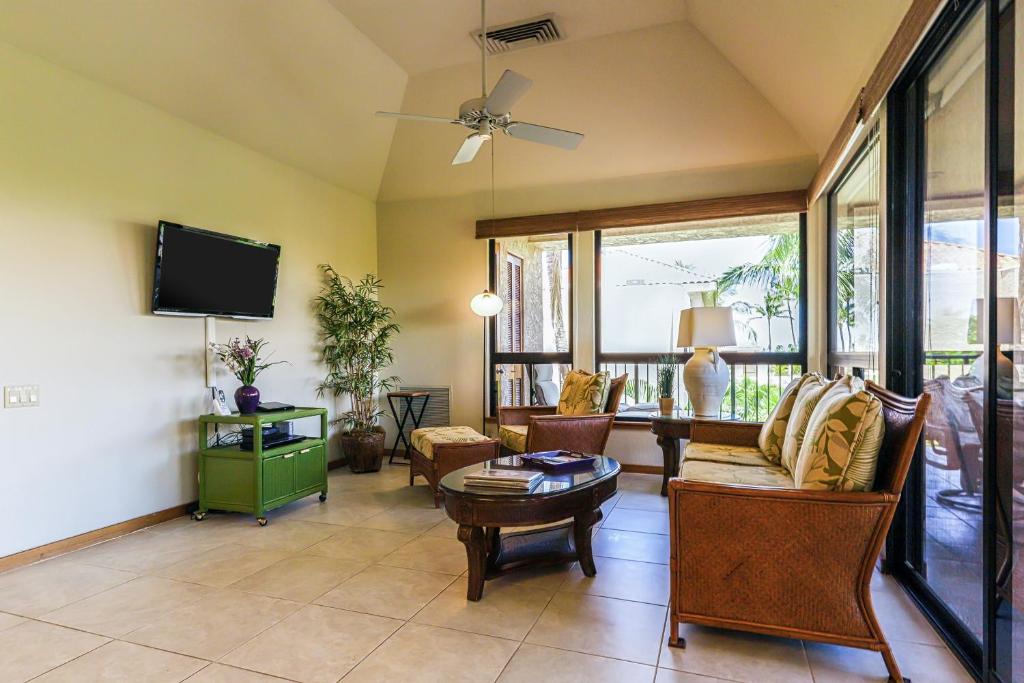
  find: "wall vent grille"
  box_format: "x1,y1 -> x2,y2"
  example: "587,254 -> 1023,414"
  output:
394,386 -> 451,441
472,14 -> 563,55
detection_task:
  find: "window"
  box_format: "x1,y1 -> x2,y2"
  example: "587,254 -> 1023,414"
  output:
596,213 -> 806,420
488,235 -> 572,412
828,125 -> 881,381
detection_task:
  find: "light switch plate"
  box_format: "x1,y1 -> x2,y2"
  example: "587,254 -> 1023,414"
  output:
4,385 -> 39,408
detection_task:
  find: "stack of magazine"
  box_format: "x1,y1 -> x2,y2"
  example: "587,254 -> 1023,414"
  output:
463,469 -> 544,490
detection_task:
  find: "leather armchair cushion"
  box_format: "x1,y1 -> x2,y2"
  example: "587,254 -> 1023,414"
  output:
757,374 -> 811,464
557,369 -> 611,416
683,441 -> 774,467
411,426 -> 492,460
679,459 -> 794,488
498,424 -> 529,453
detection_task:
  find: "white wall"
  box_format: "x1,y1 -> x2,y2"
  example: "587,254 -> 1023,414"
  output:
0,42 -> 378,556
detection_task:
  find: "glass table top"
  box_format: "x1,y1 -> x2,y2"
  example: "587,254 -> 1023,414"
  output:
439,455 -> 621,498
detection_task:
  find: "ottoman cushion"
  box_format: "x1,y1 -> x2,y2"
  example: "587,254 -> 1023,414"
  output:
411,426 -> 492,460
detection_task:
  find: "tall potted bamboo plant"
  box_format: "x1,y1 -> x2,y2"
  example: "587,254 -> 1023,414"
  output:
315,265 -> 400,473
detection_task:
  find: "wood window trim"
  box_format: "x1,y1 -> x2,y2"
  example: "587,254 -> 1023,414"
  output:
475,190 -> 807,239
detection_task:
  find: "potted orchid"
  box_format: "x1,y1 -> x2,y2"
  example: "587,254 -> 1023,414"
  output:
209,336 -> 287,414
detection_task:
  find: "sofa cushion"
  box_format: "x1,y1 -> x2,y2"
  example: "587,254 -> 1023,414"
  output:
557,369 -> 611,416
411,426 -> 492,460
757,374 -> 813,464
683,441 -> 774,467
793,385 -> 885,491
498,425 -> 529,453
679,459 -> 795,488
779,373 -> 830,474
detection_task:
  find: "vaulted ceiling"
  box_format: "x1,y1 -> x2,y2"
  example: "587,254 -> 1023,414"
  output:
0,0 -> 913,202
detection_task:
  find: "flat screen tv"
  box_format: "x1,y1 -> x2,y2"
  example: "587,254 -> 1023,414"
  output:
152,221 -> 280,319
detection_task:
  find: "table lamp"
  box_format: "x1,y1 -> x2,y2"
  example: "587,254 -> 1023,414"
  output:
677,306 -> 737,418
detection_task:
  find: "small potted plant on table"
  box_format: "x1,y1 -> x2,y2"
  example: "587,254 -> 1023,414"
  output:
658,356 -> 677,416
315,265 -> 400,473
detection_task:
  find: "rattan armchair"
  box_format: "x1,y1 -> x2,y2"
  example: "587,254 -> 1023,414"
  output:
497,374 -> 627,455
667,382 -> 929,683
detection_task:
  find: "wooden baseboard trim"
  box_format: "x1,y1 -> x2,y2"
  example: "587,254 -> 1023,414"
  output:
0,502 -> 196,574
620,464 -> 664,475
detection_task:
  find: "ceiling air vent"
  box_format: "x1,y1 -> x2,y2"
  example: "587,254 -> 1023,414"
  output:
472,14 -> 563,55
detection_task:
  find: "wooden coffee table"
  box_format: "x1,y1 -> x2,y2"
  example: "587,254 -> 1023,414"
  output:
439,455 -> 620,601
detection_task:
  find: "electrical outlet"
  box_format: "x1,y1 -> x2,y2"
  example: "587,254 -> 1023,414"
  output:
4,385 -> 39,408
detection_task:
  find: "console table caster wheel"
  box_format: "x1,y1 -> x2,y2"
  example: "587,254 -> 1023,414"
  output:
192,511 -> 206,521
668,637 -> 686,649
257,517 -> 268,527
319,493 -> 327,502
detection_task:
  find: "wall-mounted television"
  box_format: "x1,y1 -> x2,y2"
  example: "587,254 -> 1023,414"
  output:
152,221 -> 280,319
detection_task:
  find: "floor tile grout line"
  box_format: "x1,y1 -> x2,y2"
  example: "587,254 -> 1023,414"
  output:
21,633 -> 112,682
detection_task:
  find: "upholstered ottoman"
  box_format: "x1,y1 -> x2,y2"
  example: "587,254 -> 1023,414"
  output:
409,426 -> 499,507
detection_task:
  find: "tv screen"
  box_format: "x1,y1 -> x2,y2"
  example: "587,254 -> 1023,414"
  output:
152,221 -> 280,319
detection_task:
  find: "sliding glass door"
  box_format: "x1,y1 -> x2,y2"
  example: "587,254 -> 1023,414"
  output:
996,0 -> 1021,675
887,0 -> 1020,679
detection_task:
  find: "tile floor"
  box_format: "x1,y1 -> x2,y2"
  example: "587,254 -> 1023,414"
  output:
0,465 -> 975,682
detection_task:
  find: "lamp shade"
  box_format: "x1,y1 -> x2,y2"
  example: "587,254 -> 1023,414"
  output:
677,306 -> 737,348
470,290 -> 503,317
974,297 -> 1021,344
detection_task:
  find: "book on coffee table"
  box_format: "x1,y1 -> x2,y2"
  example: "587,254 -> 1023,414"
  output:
463,469 -> 544,490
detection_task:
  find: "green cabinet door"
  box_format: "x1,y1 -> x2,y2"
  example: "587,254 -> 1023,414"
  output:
262,454 -> 295,505
295,445 -> 325,491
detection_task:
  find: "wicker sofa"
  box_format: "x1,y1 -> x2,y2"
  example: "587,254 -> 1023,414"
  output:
667,379 -> 929,683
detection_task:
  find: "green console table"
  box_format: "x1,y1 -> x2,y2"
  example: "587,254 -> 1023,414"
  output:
196,407 -> 328,526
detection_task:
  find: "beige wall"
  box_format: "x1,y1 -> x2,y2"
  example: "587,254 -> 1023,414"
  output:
378,157 -> 822,467
0,42 -> 377,556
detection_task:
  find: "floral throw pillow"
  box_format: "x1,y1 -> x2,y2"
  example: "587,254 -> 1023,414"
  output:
757,374 -> 810,464
793,389 -> 885,491
779,373 -> 830,474
557,369 -> 612,416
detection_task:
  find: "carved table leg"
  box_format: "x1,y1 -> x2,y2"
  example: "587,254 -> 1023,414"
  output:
574,508 -> 602,577
657,434 -> 679,496
458,524 -> 487,601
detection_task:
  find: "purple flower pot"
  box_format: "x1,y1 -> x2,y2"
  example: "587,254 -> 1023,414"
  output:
235,385 -> 260,414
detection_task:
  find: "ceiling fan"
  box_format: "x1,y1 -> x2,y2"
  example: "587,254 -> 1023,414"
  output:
375,0 -> 584,165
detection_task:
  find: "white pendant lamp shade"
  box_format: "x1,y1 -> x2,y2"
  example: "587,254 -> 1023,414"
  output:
470,290 -> 503,317
677,306 -> 737,348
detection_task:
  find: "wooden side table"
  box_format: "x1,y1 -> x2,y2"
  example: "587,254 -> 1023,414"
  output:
386,391 -> 430,462
650,415 -> 692,496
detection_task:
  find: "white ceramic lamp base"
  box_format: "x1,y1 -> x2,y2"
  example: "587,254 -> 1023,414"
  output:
683,347 -> 728,418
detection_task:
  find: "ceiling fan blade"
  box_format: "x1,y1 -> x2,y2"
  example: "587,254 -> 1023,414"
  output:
484,70 -> 532,116
505,122 -> 584,150
376,111 -> 460,124
452,134 -> 487,165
